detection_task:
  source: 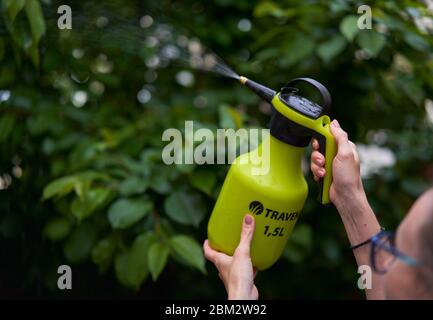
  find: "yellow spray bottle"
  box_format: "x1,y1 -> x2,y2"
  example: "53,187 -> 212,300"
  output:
207,77 -> 337,270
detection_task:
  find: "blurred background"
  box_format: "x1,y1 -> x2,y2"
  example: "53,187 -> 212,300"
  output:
1,0 -> 433,299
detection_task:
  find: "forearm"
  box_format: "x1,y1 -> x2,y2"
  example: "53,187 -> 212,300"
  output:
334,191 -> 385,299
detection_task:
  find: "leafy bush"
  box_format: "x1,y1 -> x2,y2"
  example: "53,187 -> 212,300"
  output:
1,0 -> 432,298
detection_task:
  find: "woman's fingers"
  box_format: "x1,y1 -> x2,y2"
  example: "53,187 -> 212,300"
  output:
330,120 -> 353,162
203,240 -> 217,262
311,162 -> 326,179
311,151 -> 325,166
236,214 -> 255,257
253,267 -> 258,279
311,150 -> 325,181
203,240 -> 230,265
349,141 -> 359,162
312,139 -> 319,151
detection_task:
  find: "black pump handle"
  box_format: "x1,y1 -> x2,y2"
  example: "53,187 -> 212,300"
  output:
282,78 -> 332,115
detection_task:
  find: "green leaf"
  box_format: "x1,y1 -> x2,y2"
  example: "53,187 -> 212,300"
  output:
175,163 -> 195,174
253,2 -> 288,18
356,30 -> 386,57
159,218 -> 176,237
254,47 -> 279,62
339,15 -> 359,42
148,242 -> 170,281
403,32 -> 430,51
149,173 -> 172,194
20,0 -> 45,67
24,0 -> 46,44
114,252 -> 131,288
280,34 -> 315,67
71,188 -> 114,221
2,0 -> 26,23
72,178 -> 89,199
2,7 -> 31,51
117,155 -> 145,174
149,173 -> 171,194
92,235 -> 118,273
317,35 -> 347,62
169,235 -> 206,274
63,222 -> 98,264
43,217 -> 72,241
114,232 -> 156,290
219,105 -> 242,129
149,166 -> 174,194
26,41 -> 39,67
77,170 -> 112,182
43,171 -> 111,201
164,190 -> 206,227
108,197 -> 153,229
141,149 -> 161,165
43,176 -> 77,200
119,176 -> 148,196
189,170 -> 217,195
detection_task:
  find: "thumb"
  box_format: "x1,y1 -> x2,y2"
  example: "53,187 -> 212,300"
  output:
330,120 -> 352,160
237,214 -> 255,256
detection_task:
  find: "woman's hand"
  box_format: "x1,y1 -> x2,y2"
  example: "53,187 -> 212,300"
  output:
311,120 -> 384,299
310,119 -> 365,208
203,214 -> 258,300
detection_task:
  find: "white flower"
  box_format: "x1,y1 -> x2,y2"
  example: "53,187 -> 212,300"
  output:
356,144 -> 396,178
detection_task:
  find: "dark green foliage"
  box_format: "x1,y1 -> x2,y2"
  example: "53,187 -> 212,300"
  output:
0,0 -> 432,298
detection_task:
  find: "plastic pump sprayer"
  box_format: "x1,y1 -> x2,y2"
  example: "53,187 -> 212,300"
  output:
207,76 -> 337,270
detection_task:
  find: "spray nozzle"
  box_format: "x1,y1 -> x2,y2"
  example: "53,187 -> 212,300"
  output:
239,76 -> 276,103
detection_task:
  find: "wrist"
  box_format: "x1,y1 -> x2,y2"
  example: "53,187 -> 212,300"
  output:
334,190 -> 381,247
333,186 -> 368,214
